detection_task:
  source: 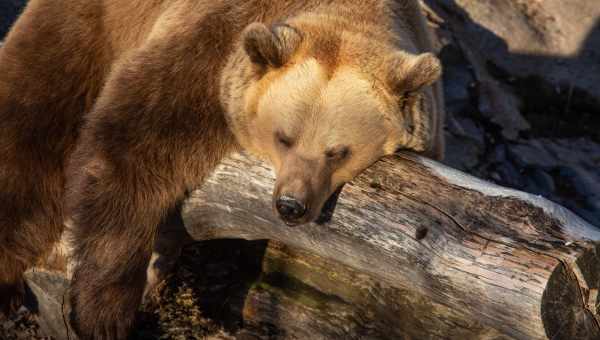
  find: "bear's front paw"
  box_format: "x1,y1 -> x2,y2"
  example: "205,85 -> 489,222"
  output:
70,304 -> 137,340
70,284 -> 141,340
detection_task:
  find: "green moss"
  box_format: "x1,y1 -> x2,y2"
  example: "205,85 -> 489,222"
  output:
251,272 -> 349,312
261,250 -> 370,305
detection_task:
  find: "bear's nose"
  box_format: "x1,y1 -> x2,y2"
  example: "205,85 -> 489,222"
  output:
275,196 -> 307,221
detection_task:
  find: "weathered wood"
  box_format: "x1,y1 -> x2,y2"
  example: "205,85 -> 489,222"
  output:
25,152 -> 600,339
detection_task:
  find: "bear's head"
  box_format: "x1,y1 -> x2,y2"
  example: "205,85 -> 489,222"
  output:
222,22 -> 441,226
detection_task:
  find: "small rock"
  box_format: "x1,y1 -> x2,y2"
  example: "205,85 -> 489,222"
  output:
492,162 -> 525,189
524,168 -> 556,197
489,171 -> 502,183
3,320 -> 15,331
440,44 -> 475,114
447,115 -> 485,145
587,199 -> 600,213
554,166 -> 600,200
508,141 -> 557,169
459,117 -> 485,146
477,80 -> 530,140
489,144 -> 507,164
444,132 -> 482,171
544,138 -> 600,170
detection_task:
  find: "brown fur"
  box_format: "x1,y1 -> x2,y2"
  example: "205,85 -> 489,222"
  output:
0,0 -> 443,338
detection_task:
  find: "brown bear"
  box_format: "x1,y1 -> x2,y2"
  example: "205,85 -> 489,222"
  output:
0,0 -> 444,338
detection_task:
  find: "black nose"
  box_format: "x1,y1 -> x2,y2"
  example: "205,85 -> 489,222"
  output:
275,196 -> 307,221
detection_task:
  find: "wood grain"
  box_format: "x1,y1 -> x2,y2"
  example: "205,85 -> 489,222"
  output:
26,152 -> 600,339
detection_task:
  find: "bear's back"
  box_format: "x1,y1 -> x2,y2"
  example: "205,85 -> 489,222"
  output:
54,0 -> 433,58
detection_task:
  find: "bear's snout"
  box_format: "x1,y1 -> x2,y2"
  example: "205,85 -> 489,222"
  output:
275,195 -> 308,224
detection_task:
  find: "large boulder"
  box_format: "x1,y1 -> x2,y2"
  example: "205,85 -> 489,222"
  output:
425,0 -> 600,106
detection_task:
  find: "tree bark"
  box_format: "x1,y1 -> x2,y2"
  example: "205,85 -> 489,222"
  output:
26,152 -> 600,340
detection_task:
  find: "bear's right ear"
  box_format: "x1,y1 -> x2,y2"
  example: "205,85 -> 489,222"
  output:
242,23 -> 303,68
385,52 -> 442,94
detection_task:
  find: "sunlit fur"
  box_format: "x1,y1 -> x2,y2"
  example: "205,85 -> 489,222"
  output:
248,59 -> 392,222
222,13 -> 444,224
0,0 -> 443,338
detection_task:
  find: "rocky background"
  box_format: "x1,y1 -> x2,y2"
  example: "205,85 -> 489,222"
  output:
1,0 -> 599,339
425,0 -> 600,227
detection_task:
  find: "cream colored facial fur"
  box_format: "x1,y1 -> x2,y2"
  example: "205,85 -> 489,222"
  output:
247,59 -> 394,222
222,20 -> 442,224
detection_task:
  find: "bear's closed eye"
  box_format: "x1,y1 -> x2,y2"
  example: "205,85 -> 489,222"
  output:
325,146 -> 350,161
276,131 -> 294,148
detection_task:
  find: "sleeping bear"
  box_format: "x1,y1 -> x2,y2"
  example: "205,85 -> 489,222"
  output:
0,0 -> 444,338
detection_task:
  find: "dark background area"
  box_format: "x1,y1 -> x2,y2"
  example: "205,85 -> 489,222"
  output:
0,0 -> 26,39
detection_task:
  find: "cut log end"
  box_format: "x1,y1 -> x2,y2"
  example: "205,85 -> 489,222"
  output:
542,245 -> 600,339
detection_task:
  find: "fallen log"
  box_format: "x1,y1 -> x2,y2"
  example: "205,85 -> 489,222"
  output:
25,152 -> 600,340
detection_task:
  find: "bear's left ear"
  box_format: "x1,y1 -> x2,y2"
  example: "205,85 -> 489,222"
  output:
385,52 -> 442,94
242,23 -> 303,68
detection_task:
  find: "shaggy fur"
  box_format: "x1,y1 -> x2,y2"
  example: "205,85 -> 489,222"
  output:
0,0 -> 444,338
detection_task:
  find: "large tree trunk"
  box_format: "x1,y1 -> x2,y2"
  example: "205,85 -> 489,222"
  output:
26,152 -> 600,340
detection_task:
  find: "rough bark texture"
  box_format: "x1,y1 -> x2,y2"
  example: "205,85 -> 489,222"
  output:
25,152 -> 600,340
